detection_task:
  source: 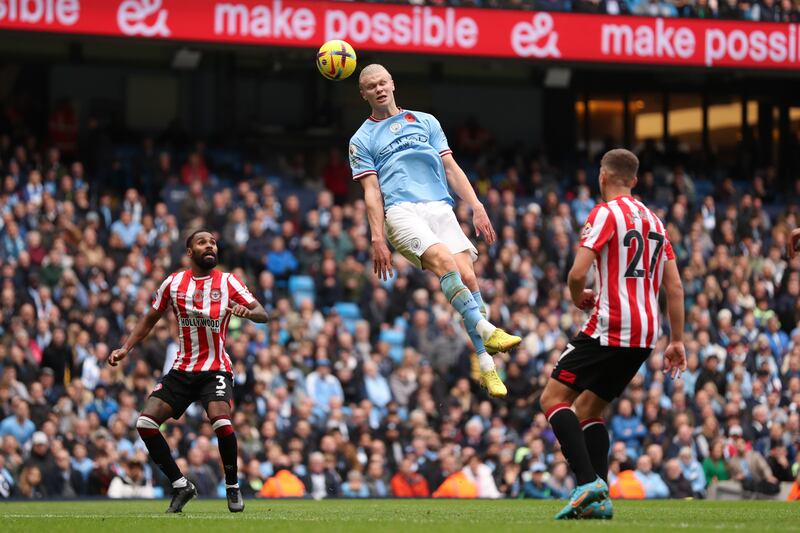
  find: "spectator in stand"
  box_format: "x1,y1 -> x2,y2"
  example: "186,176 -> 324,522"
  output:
432,455 -> 477,499
521,462 -> 555,499
107,458 -> 154,499
303,452 -> 341,499
363,360 -> 392,414
695,352 -> 726,396
767,440 -> 795,483
17,465 -> 46,499
305,360 -> 344,420
109,210 -> 142,250
180,152 -> 209,185
728,433 -> 780,496
0,399 -> 35,446
342,470 -> 370,498
678,447 -> 707,498
634,455 -> 670,499
611,398 -> 647,456
258,459 -> 306,498
266,236 -> 298,291
635,0 -> 677,16
366,460 -> 391,497
25,431 -> 54,475
0,454 -> 15,498
545,461 -> 575,498
702,439 -> 730,487
390,456 -> 430,497
186,446 -> 219,497
752,0 -> 783,20
673,0 -> 696,16
462,454 -> 501,499
663,458 -> 693,498
321,149 -> 351,204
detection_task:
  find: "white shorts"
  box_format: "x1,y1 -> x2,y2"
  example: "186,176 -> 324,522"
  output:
384,201 -> 478,268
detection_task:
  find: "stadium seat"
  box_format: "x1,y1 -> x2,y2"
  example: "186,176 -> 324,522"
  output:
694,179 -> 714,198
333,302 -> 361,334
379,328 -> 405,363
288,275 -> 315,307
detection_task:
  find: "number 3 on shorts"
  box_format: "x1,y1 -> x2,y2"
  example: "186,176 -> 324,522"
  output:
216,375 -> 226,390
558,343 -> 575,363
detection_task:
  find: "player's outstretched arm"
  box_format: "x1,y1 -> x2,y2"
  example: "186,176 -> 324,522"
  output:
441,154 -> 496,244
108,307 -> 165,367
228,300 -> 269,323
360,174 -> 393,281
661,259 -> 686,379
567,247 -> 597,311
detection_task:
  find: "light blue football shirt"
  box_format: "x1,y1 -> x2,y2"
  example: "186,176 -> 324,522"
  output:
348,109 -> 454,209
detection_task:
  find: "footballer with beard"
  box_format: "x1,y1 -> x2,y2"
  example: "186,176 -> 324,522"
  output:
108,230 -> 268,513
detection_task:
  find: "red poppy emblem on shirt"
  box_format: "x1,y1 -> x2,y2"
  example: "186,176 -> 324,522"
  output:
193,291 -> 204,303
404,113 -> 416,123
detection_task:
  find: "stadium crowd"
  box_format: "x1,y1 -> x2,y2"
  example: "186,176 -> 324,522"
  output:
0,118 -> 800,502
359,0 -> 800,22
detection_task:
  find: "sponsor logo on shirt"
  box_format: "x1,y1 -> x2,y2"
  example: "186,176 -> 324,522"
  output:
179,315 -> 221,331
378,134 -> 429,158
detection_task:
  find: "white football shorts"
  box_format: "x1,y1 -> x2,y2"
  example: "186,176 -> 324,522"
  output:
384,200 -> 478,268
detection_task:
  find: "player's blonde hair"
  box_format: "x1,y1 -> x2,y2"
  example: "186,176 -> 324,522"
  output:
600,149 -> 639,187
358,64 -> 391,86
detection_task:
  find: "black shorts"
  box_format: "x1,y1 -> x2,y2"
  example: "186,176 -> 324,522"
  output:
150,370 -> 233,418
550,333 -> 652,403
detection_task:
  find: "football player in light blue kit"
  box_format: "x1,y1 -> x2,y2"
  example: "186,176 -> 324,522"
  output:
349,64 -> 521,397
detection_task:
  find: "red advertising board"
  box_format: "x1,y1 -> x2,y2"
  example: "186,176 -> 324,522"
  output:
1,0 -> 799,70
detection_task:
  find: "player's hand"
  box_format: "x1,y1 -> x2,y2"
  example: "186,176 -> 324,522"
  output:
227,304 -> 252,319
663,341 -> 687,379
108,347 -> 129,367
372,241 -> 393,281
473,205 -> 496,245
788,228 -> 800,259
573,289 -> 596,311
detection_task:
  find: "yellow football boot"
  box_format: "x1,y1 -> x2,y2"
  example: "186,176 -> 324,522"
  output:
479,368 -> 508,398
484,328 -> 522,355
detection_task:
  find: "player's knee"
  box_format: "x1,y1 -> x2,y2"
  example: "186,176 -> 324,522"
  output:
539,388 -> 556,412
211,415 -> 235,438
459,268 -> 477,290
440,254 -> 458,273
540,383 -> 570,413
423,246 -> 456,276
136,415 -> 161,438
574,393 -> 606,420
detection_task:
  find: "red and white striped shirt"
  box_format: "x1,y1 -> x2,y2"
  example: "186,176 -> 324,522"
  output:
579,195 -> 675,348
152,269 -> 256,373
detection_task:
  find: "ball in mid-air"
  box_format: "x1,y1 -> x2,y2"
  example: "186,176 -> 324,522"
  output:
316,40 -> 356,81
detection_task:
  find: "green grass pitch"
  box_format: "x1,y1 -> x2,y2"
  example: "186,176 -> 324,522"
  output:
2,499 -> 799,532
